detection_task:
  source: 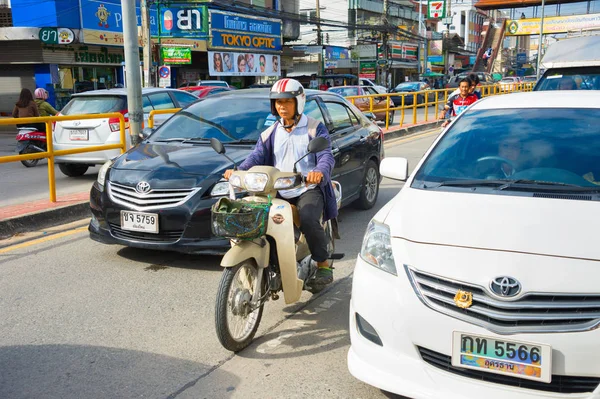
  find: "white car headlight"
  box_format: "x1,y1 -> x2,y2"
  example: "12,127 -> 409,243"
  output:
274,176 -> 300,190
244,173 -> 268,192
97,160 -> 114,186
360,219 -> 397,275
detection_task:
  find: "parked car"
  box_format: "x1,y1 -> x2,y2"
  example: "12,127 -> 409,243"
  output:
498,76 -> 521,91
179,80 -> 230,88
53,88 -> 198,177
328,86 -> 394,121
534,36 -> 600,91
359,78 -> 388,94
445,72 -> 496,89
180,86 -> 235,98
522,75 -> 538,83
349,91 -> 600,398
389,82 -> 434,106
88,89 -> 384,254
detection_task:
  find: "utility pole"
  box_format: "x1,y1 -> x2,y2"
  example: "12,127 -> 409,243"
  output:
535,0 -> 546,80
382,0 -> 389,88
316,0 -> 323,77
141,0 -> 152,87
121,0 -> 143,145
418,0 -> 423,76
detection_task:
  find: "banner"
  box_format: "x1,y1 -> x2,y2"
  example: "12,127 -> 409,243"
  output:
427,0 -> 446,19
159,6 -> 209,38
379,42 -> 418,61
505,13 -> 600,36
325,46 -> 350,60
208,51 -> 281,76
209,10 -> 282,52
161,47 -> 192,64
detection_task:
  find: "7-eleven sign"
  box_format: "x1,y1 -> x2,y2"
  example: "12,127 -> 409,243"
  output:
427,0 -> 446,19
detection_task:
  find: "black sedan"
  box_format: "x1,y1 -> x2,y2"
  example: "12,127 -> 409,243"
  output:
89,89 -> 384,254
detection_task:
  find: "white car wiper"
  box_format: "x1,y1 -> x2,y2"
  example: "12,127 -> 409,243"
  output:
152,138 -> 188,142
428,179 -> 508,189
497,179 -> 597,192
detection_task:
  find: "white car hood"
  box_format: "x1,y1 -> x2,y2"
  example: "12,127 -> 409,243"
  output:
386,187 -> 600,261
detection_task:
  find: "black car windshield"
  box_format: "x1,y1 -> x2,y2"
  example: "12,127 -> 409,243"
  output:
395,83 -> 420,91
61,95 -> 126,115
149,97 -> 273,143
412,108 -> 600,189
536,67 -> 600,90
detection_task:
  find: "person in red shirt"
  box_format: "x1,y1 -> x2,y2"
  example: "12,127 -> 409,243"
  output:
440,78 -> 479,128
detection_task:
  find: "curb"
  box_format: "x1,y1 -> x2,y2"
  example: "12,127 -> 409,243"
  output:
383,120 -> 443,141
0,201 -> 90,239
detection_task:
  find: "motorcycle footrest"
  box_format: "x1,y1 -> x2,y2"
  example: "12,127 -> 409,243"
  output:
329,253 -> 345,260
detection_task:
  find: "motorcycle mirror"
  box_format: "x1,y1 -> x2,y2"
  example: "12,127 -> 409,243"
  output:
307,137 -> 329,154
210,138 -> 226,155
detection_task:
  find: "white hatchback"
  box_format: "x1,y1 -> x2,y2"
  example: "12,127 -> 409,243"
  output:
53,88 -> 197,177
349,91 -> 600,398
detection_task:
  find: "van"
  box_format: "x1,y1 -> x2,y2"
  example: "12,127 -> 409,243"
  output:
534,35 -> 600,91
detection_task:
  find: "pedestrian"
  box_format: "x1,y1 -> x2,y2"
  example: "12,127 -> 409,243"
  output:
12,88 -> 44,131
319,81 -> 329,91
34,88 -> 59,117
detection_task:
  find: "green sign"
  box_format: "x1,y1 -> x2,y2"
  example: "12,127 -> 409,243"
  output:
360,62 -> 376,73
39,27 -> 75,45
161,47 -> 192,64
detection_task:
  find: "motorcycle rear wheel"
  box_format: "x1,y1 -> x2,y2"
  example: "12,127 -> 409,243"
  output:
215,261 -> 264,352
20,147 -> 40,167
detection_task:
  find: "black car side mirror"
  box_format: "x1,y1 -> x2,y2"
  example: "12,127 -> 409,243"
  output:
308,136 -> 329,154
210,138 -> 226,154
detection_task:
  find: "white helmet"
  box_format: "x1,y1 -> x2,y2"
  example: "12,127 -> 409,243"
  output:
270,78 -> 306,117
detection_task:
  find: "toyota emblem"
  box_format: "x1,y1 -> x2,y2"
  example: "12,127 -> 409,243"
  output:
135,181 -> 151,194
490,276 -> 521,298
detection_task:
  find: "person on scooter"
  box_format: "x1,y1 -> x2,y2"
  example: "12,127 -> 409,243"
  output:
224,78 -> 337,288
12,88 -> 45,132
34,88 -> 59,118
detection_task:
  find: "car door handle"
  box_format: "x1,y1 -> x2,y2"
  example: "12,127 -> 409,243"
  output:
360,136 -> 367,143
332,148 -> 340,155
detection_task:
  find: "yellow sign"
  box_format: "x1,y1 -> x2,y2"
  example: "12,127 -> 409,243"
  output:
506,13 -> 600,36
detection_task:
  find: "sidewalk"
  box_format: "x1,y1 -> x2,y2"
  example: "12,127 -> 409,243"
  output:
0,119 -> 442,239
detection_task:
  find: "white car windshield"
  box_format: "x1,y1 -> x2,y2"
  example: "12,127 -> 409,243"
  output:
412,108 -> 600,191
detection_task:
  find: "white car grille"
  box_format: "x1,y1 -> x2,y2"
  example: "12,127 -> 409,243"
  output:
108,182 -> 200,211
406,266 -> 600,334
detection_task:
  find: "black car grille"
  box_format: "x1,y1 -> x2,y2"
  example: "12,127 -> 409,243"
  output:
108,182 -> 200,211
406,266 -> 600,334
418,346 -> 600,394
109,223 -> 183,243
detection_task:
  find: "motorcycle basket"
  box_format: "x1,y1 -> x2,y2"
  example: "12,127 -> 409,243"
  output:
211,197 -> 271,240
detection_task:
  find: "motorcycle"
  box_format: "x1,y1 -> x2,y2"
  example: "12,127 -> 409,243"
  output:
16,127 -> 47,167
210,137 -> 343,352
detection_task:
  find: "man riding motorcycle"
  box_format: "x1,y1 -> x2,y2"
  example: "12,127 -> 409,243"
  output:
224,78 -> 337,288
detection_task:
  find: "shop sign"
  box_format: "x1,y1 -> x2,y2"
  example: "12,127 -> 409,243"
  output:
159,6 -> 209,37
39,27 -> 75,45
324,60 -> 338,69
325,46 -> 349,60
209,10 -> 282,52
427,0 -> 446,19
505,13 -> 600,36
208,51 -> 281,76
380,42 -> 418,62
161,47 -> 192,64
80,0 -> 159,35
360,61 -> 376,77
74,46 -> 124,64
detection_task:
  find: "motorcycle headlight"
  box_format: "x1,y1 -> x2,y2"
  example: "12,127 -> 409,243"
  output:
274,176 -> 300,190
360,219 -> 397,275
97,160 -> 114,187
229,174 -> 242,189
210,180 -> 245,197
244,173 -> 268,192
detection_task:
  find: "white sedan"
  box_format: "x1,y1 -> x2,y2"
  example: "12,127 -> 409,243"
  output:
348,91 -> 600,399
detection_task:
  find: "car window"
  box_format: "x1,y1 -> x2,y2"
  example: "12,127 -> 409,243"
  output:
412,108 -> 600,189
148,92 -> 176,110
142,95 -> 152,113
304,100 -> 326,125
170,90 -> 197,107
348,108 -> 361,126
328,87 -> 359,97
324,102 -> 353,133
61,95 -> 126,115
364,87 -> 377,95
536,67 -> 600,90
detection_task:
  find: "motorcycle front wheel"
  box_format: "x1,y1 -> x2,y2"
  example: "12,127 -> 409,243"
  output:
20,146 -> 40,167
215,261 -> 264,352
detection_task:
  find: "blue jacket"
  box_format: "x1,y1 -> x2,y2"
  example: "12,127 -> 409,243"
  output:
239,116 -> 338,222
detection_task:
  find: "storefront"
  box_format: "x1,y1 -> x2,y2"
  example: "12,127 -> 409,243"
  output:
207,9 -> 282,88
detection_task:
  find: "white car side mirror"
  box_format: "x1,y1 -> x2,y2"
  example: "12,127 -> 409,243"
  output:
381,157 -> 408,181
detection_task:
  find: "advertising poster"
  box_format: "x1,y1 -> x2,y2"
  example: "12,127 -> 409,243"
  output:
161,47 -> 192,64
208,51 -> 281,76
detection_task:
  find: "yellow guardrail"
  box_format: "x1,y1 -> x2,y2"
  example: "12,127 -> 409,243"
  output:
345,82 -> 535,130
0,113 -> 127,202
148,108 -> 181,128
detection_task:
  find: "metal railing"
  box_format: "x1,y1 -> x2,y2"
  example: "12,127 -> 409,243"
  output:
344,82 -> 535,130
0,113 -> 127,202
148,108 -> 181,128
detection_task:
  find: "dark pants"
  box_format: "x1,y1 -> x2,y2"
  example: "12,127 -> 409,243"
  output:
286,188 -> 329,263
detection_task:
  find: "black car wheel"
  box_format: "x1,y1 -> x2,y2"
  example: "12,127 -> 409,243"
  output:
354,160 -> 379,210
58,163 -> 89,177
